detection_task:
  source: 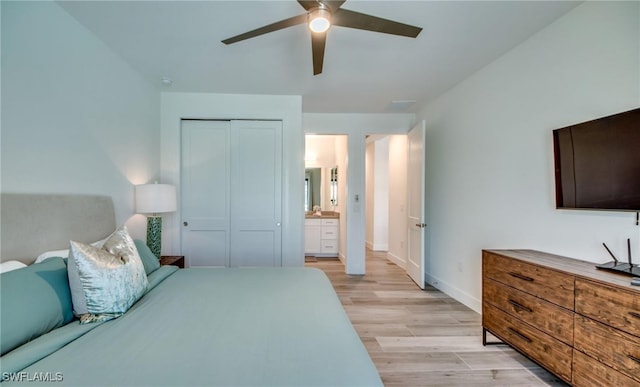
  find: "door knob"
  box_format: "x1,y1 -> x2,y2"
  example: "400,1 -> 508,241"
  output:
183,221 -> 189,226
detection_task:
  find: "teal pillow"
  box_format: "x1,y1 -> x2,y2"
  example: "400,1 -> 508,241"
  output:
1,257 -> 73,356
134,239 -> 160,275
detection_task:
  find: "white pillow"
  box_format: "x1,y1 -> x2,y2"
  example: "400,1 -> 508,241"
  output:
35,238 -> 108,264
67,226 -> 148,324
34,249 -> 69,263
0,260 -> 27,273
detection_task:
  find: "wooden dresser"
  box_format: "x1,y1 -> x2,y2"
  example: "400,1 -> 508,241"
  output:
482,249 -> 640,386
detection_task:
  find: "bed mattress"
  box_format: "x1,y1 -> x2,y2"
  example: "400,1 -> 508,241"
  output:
3,267 -> 381,386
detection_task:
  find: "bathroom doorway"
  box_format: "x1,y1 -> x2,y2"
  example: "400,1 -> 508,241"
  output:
304,135 -> 347,262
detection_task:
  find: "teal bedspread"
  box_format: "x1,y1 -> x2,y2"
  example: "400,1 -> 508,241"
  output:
3,267 -> 382,386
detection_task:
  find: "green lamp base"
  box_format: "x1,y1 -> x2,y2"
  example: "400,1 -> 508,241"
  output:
146,216 -> 162,259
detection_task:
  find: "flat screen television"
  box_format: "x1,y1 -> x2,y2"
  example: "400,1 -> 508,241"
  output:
553,107 -> 640,212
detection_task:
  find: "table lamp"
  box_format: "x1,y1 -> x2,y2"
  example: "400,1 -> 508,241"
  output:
135,183 -> 177,258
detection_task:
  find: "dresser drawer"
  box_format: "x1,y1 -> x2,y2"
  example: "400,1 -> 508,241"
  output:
574,314 -> 640,383
482,251 -> 574,309
573,349 -> 639,387
305,218 -> 322,226
483,304 -> 573,382
483,278 -> 573,345
321,218 -> 339,226
320,239 -> 338,253
321,226 -> 338,239
575,278 -> 640,337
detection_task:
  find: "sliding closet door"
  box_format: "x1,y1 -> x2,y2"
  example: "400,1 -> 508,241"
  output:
230,120 -> 282,267
181,119 -> 282,267
181,120 -> 230,267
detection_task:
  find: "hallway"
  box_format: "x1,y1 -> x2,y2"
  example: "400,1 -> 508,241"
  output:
306,250 -> 567,386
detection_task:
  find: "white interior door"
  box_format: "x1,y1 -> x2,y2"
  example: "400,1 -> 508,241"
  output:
181,119 -> 283,267
181,120 -> 230,267
407,120 -> 426,288
230,120 -> 282,267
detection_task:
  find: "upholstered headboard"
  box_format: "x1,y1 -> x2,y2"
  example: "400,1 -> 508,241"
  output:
1,193 -> 116,264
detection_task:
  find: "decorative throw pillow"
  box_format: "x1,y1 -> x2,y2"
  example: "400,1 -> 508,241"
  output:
1,257 -> 73,355
67,226 -> 148,324
134,239 -> 160,275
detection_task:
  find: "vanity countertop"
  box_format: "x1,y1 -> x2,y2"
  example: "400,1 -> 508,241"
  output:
305,211 -> 340,219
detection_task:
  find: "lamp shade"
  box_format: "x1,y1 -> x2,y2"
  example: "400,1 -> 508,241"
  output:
135,184 -> 177,214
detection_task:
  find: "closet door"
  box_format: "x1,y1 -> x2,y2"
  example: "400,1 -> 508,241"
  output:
181,120 -> 230,267
181,119 -> 282,267
230,120 -> 282,267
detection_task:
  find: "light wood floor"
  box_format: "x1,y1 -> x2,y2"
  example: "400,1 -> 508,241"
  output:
306,250 -> 568,386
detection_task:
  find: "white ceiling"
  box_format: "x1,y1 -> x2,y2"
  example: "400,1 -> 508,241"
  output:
57,1 -> 581,114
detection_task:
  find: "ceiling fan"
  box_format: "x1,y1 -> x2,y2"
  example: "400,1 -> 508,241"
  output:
222,0 -> 422,75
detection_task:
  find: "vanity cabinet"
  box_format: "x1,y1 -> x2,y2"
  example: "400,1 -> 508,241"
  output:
304,219 -> 322,254
305,218 -> 339,257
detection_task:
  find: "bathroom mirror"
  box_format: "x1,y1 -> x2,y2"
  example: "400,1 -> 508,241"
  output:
305,168 -> 321,212
304,166 -> 337,212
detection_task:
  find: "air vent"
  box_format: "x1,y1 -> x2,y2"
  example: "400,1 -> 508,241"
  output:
389,100 -> 416,111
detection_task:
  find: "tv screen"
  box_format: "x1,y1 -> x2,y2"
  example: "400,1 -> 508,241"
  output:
553,107 -> 640,211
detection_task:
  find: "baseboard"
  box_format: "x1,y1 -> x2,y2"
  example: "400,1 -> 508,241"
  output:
371,243 -> 388,251
425,273 -> 481,313
386,252 -> 406,269
365,241 -> 373,250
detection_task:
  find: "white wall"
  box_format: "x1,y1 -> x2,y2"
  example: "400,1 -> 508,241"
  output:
373,138 -> 390,251
387,135 -> 408,267
303,113 -> 414,274
335,135 -> 348,263
1,1 -> 159,240
160,92 -> 303,266
305,135 -> 337,169
366,137 -> 392,252
417,1 -> 640,312
365,141 -> 375,249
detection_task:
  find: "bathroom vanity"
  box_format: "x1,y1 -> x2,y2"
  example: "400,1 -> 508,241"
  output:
304,213 -> 339,257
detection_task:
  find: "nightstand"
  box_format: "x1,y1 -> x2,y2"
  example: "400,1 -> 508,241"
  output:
160,255 -> 185,269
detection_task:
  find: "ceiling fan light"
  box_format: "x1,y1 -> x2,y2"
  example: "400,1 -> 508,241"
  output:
308,8 -> 331,33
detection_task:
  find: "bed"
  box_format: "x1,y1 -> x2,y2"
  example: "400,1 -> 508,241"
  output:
0,193 -> 382,386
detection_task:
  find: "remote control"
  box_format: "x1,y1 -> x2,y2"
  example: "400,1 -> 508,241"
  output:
632,278 -> 640,286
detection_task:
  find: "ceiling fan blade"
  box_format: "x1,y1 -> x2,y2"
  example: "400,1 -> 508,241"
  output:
298,1 -> 346,12
323,1 -> 346,12
297,1 -> 319,11
311,32 -> 327,75
332,8 -> 422,38
222,13 -> 308,45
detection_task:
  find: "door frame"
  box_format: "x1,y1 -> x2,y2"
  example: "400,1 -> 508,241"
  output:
159,94 -> 304,268
303,114 -> 415,275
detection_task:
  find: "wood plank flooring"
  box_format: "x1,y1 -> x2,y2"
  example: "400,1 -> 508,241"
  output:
306,250 -> 569,386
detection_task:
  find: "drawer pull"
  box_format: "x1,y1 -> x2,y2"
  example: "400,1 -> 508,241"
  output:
628,311 -> 640,320
627,354 -> 640,365
508,272 -> 534,282
507,327 -> 532,343
508,299 -> 532,313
